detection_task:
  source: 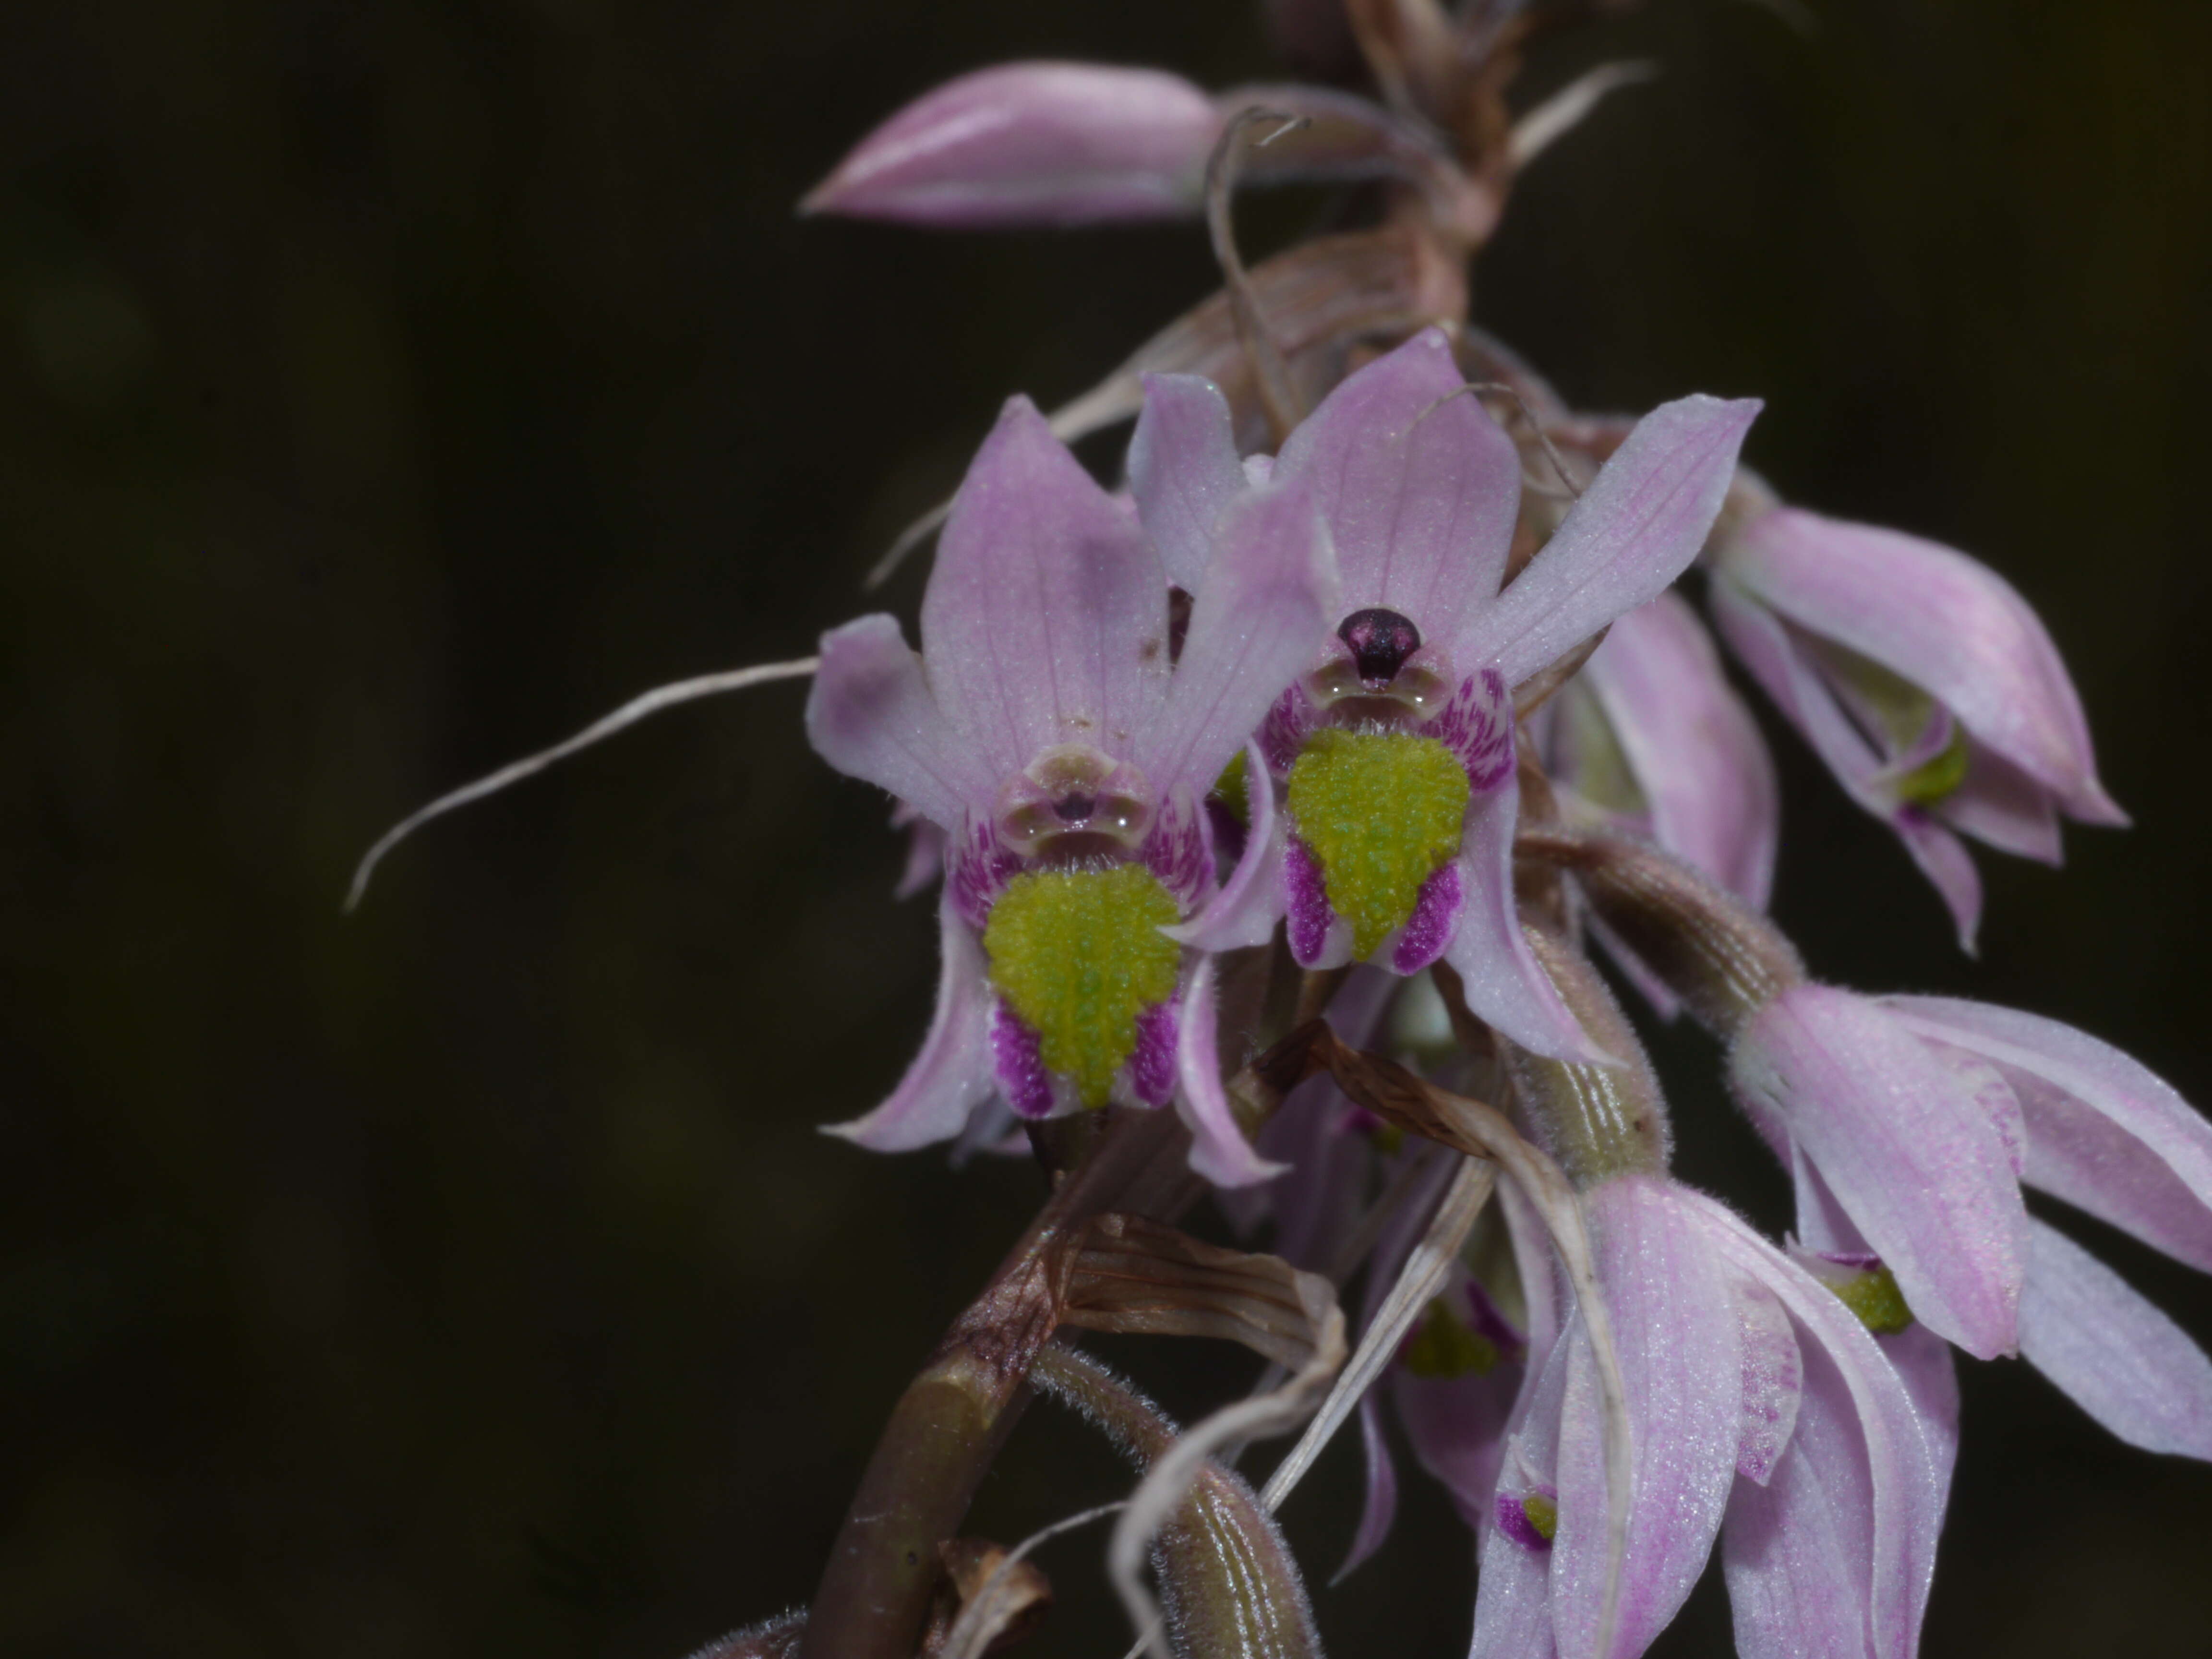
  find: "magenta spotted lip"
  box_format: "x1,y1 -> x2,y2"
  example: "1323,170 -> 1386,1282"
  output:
1130,327 -> 1758,1065
805,391 -> 1336,1186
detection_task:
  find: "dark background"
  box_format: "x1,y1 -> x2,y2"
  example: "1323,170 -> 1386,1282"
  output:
4,0 -> 2208,1654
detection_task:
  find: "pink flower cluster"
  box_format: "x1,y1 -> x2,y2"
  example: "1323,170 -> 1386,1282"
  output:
783,28 -> 2209,1659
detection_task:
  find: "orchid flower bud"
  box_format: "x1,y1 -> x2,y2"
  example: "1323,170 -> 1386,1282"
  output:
804,59 -> 1467,232
1708,503 -> 2127,951
802,62 -> 1223,227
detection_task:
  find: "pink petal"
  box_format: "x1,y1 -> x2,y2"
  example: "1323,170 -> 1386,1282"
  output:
1721,1334 -> 1881,1659
1472,1331 -> 1573,1657
1469,1516 -> 1564,1659
1793,1148 -> 1961,1496
1586,914 -> 1685,1025
805,615 -> 992,830
1272,326 -> 1521,643
1442,772 -> 1614,1065
1693,1193 -> 1943,1659
921,396 -> 1170,782
1881,996 -> 2212,1273
1139,790 -> 1214,914
1708,579 -> 1889,805
1174,953 -> 1289,1188
1552,1178 -> 1746,1659
1250,966 -> 1395,1269
888,803 -> 949,901
2018,1219 -> 2212,1459
1720,508 -> 2125,825
1708,578 -> 1980,940
800,61 -> 1222,227
1395,1319 -> 1522,1531
1789,1148 -> 1864,1255
1254,1076 -> 1371,1273
1582,591 -> 1779,908
1937,741 -> 2065,864
1926,1043 -> 2027,1179
1500,1173 -> 1564,1420
1140,476 -> 1339,797
1127,372 -> 1247,590
1167,744 -> 1286,952
821,892 -> 997,1151
1462,394 -> 1760,688
1708,581 -> 1990,948
1877,1323 -> 1959,1504
1730,986 -> 2028,1358
1732,1274 -> 1803,1486
1334,1392 -> 1402,1581
1891,809 -> 1984,956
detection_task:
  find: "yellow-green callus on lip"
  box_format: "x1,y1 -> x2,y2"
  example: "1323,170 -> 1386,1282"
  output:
1286,729 -> 1470,958
981,863 -> 1182,1109
1822,1260 -> 1915,1336
1401,1293 -> 1503,1380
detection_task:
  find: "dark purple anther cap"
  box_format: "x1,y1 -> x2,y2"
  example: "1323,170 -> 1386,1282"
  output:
1338,607 -> 1422,685
1053,793 -> 1096,823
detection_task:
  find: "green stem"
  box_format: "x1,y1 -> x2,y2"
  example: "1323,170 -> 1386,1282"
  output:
1499,927 -> 1671,1188
1031,1346 -> 1322,1659
794,1103 -> 1190,1659
1514,825 -> 1804,1038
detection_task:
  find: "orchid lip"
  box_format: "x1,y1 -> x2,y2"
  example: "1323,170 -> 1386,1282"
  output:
994,744 -> 1155,857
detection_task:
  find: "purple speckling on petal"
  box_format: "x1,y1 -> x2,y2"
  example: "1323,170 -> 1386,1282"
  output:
1495,1487 -> 1558,1552
1285,836 -> 1336,965
1142,795 -> 1212,911
1262,683 -> 1316,777
991,1002 -> 1056,1119
1428,670 -> 1515,792
1390,859 -> 1463,974
950,818 -> 1021,928
1128,998 -> 1179,1106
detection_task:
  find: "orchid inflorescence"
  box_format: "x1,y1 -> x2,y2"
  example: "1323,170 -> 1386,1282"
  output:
354,4 -> 2212,1657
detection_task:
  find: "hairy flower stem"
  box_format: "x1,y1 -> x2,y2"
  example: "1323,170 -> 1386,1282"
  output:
796,1104 -> 1197,1659
1032,1345 -> 1322,1659
1514,824 -> 1805,1036
1501,927 -> 1672,1188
